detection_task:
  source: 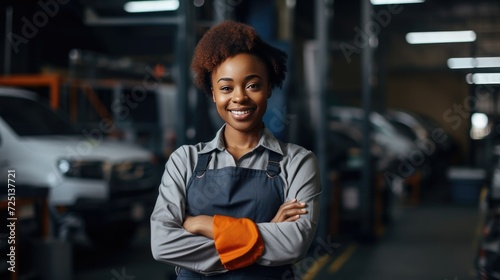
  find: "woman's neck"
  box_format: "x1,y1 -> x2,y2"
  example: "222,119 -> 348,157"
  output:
223,124 -> 263,159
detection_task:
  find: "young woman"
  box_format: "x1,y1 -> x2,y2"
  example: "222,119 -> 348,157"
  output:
151,20 -> 321,279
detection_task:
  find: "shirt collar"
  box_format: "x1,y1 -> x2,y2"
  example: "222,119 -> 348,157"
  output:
199,124 -> 283,156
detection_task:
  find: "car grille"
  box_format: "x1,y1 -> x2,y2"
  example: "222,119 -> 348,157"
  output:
108,161 -> 162,196
78,161 -> 105,179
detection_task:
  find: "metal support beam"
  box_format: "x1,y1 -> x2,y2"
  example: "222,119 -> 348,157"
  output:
468,41 -> 477,166
314,0 -> 334,241
3,6 -> 13,75
360,0 -> 375,240
175,1 -> 195,146
377,25 -> 388,114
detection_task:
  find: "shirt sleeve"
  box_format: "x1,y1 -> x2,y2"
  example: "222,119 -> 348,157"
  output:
256,150 -> 322,266
150,146 -> 227,276
213,215 -> 264,270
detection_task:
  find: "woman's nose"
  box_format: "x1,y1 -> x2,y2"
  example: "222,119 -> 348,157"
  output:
231,88 -> 247,102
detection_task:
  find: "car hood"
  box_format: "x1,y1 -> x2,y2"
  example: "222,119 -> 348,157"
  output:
20,135 -> 152,162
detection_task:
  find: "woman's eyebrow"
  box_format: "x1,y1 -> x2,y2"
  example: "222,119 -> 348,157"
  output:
245,74 -> 262,81
217,77 -> 233,83
217,75 -> 262,83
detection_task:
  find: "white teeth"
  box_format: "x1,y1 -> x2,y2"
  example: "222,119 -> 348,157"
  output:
231,110 -> 251,115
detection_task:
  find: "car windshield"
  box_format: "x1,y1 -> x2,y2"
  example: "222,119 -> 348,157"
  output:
0,96 -> 78,136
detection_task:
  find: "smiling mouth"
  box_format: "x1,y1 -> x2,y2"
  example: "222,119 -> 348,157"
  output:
229,109 -> 253,115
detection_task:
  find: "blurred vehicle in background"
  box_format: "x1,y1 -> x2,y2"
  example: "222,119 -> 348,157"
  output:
325,106 -> 461,239
327,120 -> 387,172
326,107 -> 415,239
329,107 -> 419,198
385,109 -> 458,190
327,121 -> 400,239
0,86 -> 163,247
329,106 -> 416,166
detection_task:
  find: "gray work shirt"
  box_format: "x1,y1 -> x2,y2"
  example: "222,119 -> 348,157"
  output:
151,125 -> 322,276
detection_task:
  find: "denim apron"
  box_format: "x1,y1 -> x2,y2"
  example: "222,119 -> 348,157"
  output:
177,150 -> 294,279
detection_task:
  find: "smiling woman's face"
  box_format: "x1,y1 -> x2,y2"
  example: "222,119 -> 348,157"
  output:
211,53 -> 271,135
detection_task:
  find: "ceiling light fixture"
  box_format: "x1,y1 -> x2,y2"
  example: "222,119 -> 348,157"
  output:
371,0 -> 425,4
466,73 -> 500,85
406,30 -> 476,44
448,57 -> 500,69
124,0 -> 179,13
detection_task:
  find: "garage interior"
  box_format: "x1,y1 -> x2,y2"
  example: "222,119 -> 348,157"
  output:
0,0 -> 499,279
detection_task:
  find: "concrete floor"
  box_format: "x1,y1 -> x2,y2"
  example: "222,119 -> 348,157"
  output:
305,181 -> 481,280
309,204 -> 479,280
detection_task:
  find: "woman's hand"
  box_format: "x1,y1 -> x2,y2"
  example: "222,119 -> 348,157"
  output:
271,199 -> 307,223
183,215 -> 214,239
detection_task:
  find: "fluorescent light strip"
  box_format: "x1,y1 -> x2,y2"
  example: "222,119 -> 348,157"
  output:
448,57 -> 500,69
371,0 -> 424,4
406,30 -> 476,44
466,73 -> 500,85
124,0 -> 179,13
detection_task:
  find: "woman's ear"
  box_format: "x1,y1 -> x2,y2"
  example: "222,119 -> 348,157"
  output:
211,87 -> 216,102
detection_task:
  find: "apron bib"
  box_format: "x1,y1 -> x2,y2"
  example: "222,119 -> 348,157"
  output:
178,150 -> 294,279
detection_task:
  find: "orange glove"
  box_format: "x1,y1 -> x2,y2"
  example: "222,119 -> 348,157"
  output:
213,215 -> 264,270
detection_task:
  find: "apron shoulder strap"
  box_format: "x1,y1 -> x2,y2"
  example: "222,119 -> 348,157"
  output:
194,152 -> 211,176
266,150 -> 283,178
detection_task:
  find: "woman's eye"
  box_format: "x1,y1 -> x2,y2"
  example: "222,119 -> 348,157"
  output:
220,86 -> 232,91
247,83 -> 260,89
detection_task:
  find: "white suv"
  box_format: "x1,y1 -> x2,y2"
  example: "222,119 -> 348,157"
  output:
0,87 -> 162,246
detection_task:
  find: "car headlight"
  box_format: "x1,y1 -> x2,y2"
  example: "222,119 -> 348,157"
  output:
57,159 -> 71,174
56,159 -> 105,179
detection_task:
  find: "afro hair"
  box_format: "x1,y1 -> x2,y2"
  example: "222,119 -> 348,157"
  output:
190,20 -> 287,96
